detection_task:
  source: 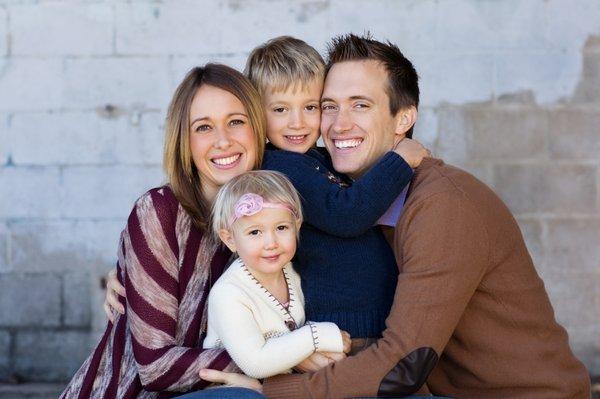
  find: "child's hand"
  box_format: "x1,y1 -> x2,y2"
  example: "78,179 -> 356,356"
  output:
393,138 -> 431,168
341,330 -> 352,354
294,352 -> 335,373
320,351 -> 347,362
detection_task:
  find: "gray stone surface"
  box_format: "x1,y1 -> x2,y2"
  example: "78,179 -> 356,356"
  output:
0,223 -> 8,273
63,272 -> 91,328
0,114 -> 8,166
14,331 -> 89,382
0,383 -> 64,399
573,36 -> 600,103
0,167 -> 62,219
9,111 -> 163,166
0,59 -> 64,111
10,3 -> 113,56
0,274 -> 61,327
515,218 -> 544,267
0,7 -> 6,58
0,331 -> 10,380
545,219 -> 600,274
9,220 -> 123,273
62,57 -> 172,110
493,164 -> 597,215
548,108 -> 600,159
60,165 -> 165,218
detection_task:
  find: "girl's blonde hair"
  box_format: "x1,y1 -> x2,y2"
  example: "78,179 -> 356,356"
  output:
212,170 -> 303,237
163,63 -> 266,231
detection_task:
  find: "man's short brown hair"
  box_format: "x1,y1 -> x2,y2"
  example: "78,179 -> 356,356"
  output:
326,33 -> 419,137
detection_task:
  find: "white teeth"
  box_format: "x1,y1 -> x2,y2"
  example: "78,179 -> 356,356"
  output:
334,139 -> 363,149
286,135 -> 307,141
212,154 -> 240,166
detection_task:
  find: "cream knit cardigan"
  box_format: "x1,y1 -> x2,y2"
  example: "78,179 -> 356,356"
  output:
203,258 -> 344,378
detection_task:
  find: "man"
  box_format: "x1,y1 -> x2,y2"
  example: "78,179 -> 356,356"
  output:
202,33 -> 592,398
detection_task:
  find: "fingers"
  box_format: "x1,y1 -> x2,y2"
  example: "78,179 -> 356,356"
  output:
106,288 -> 125,315
312,352 -> 334,367
103,301 -> 114,323
107,269 -> 126,297
199,369 -> 230,384
340,330 -> 352,354
322,351 -> 346,362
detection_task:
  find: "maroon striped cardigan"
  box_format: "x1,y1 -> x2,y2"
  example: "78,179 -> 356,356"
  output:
60,186 -> 236,399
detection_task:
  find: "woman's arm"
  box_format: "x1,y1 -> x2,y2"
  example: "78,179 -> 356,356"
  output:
263,139 -> 427,238
207,284 -> 345,379
123,190 -> 234,392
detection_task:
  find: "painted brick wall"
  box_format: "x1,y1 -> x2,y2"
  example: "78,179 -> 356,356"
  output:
0,0 -> 598,382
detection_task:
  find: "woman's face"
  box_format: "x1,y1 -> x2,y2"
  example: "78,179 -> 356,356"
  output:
189,85 -> 257,201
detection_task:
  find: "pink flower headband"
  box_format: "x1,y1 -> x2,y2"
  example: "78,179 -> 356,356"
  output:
229,193 -> 298,226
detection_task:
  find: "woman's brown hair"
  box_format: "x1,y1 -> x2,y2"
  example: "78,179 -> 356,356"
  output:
163,63 -> 266,230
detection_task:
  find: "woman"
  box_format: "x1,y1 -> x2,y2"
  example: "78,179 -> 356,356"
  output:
60,64 -> 266,399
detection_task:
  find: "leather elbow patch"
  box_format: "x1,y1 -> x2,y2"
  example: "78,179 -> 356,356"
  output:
377,347 -> 438,397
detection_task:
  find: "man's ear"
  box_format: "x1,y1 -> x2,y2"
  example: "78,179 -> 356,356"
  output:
218,229 -> 237,253
394,106 -> 418,143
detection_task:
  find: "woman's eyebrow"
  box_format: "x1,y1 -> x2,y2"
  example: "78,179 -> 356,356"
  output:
190,112 -> 247,125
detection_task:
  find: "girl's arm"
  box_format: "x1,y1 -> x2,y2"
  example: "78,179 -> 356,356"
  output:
123,190 -> 235,392
263,147 -> 415,238
207,284 -> 344,379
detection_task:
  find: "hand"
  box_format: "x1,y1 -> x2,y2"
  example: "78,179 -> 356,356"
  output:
103,268 -> 126,322
340,330 -> 352,354
199,369 -> 262,392
320,351 -> 347,363
393,138 -> 431,168
294,352 -> 335,373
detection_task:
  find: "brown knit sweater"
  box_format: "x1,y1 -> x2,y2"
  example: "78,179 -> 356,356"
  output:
263,158 -> 591,399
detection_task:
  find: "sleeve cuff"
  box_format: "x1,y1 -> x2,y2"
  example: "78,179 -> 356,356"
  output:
309,321 -> 343,353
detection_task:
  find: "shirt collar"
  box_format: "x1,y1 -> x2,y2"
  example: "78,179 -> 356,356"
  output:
377,184 -> 410,227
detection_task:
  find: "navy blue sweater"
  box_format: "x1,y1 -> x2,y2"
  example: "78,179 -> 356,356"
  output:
262,146 -> 413,338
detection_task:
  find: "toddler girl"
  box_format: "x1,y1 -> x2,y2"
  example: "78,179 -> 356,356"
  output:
203,170 -> 350,379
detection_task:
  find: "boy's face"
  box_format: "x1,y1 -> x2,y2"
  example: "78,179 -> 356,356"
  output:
263,78 -> 323,153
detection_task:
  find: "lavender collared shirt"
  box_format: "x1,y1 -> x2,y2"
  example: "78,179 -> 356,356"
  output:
377,184 -> 410,227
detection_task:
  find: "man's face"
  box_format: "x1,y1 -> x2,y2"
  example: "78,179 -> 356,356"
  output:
320,60 -> 401,178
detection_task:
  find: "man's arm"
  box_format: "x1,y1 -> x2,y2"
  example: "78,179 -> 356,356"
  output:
262,190 -> 490,398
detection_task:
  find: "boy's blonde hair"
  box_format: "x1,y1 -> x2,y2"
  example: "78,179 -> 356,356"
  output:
212,170 -> 303,237
245,36 -> 325,95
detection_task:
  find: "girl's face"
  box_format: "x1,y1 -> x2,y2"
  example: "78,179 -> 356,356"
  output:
189,85 -> 257,201
220,207 -> 299,280
263,78 -> 323,154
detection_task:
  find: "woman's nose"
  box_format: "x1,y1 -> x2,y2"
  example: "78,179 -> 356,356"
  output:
213,127 -> 233,149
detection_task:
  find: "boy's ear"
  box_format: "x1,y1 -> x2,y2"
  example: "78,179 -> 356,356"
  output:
218,229 -> 237,253
394,106 -> 417,138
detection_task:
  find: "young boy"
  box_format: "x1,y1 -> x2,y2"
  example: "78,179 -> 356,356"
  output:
245,37 -> 427,353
